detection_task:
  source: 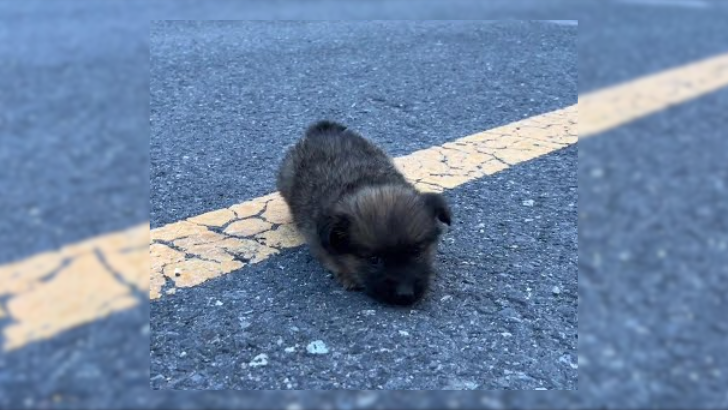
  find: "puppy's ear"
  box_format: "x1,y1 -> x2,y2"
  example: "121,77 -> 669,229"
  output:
318,213 -> 352,254
421,192 -> 452,225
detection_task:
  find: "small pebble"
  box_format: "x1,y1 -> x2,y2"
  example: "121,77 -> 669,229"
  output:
552,286 -> 561,295
522,199 -> 535,207
306,340 -> 329,355
249,353 -> 269,367
215,300 -> 223,306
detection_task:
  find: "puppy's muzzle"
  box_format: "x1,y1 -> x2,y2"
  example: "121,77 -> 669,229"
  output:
394,283 -> 416,305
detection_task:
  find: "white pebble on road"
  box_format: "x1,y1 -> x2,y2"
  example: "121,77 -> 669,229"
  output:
306,340 -> 329,355
249,353 -> 269,367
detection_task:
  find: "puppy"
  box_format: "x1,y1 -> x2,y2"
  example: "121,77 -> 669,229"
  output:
277,120 -> 451,305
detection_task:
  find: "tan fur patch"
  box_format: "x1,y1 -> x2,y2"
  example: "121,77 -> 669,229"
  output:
339,185 -> 435,249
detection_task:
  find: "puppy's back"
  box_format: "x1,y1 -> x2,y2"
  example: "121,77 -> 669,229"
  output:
304,120 -> 348,137
277,120 -> 405,231
300,120 -> 386,165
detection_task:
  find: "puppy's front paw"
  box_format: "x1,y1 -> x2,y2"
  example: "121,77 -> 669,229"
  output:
336,273 -> 363,291
318,254 -> 361,290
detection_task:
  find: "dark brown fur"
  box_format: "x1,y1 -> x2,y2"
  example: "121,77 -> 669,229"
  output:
276,120 -> 451,305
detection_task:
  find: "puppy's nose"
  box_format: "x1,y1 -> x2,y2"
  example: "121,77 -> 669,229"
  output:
394,283 -> 416,304
396,283 -> 413,297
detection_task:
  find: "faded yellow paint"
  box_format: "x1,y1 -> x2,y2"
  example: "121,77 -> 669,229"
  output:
175,241 -> 235,264
0,222 -> 148,350
225,219 -> 273,237
95,224 -> 150,293
150,243 -> 185,271
4,52 -> 728,350
256,225 -> 306,249
146,233 -> 287,297
261,199 -> 293,225
229,201 -> 266,218
103,247 -> 148,294
217,237 -> 278,263
3,251 -> 139,351
162,258 -> 242,288
150,220 -> 209,242
0,251 -> 65,295
188,208 -> 237,227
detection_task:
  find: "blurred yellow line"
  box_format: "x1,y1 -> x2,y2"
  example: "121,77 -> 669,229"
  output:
0,223 -> 148,351
3,51 -> 728,351
579,52 -> 728,136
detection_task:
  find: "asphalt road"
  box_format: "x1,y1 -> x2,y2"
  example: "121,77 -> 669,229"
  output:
149,20 -> 578,390
2,0 -> 727,407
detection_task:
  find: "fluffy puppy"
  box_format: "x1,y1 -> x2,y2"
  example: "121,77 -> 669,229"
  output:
277,120 -> 451,305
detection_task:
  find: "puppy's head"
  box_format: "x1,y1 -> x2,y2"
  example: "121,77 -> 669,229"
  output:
318,185 -> 451,305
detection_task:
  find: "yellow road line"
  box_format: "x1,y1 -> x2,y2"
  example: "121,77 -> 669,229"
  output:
0,223 -> 148,350
2,52 -> 728,351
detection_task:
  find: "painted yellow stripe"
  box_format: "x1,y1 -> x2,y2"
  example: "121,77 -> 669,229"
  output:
2,52 -> 728,351
0,223 -> 148,350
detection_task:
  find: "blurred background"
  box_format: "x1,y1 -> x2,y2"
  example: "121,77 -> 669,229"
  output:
1,0 -> 727,408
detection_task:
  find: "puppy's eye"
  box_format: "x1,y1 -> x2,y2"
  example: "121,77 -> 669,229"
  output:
368,256 -> 382,266
409,247 -> 422,257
